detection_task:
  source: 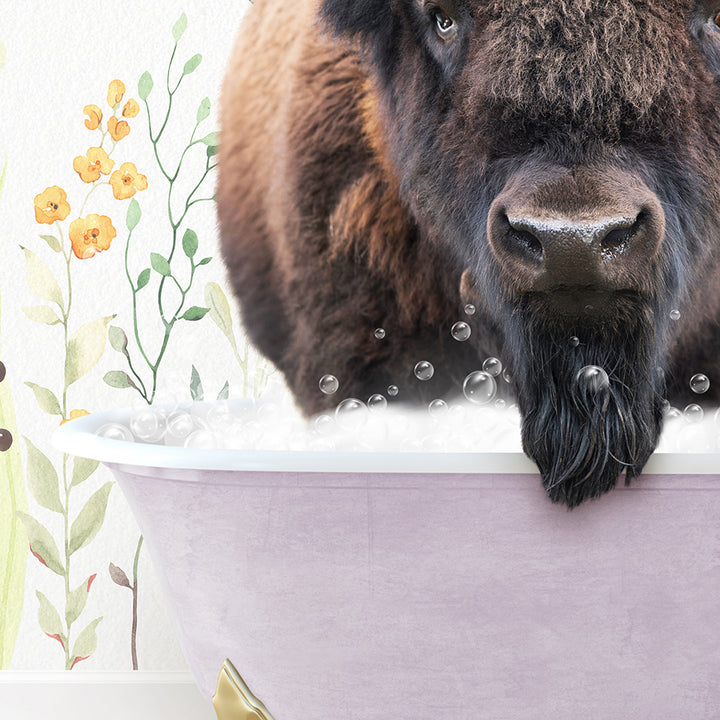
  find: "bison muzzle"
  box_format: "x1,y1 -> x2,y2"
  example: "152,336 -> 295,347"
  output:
217,0 -> 720,506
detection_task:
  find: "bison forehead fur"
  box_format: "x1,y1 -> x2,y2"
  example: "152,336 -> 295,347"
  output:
218,0 -> 720,506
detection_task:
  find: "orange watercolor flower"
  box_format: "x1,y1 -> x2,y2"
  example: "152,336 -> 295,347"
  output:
69,214 -> 117,259
110,162 -> 148,200
107,116 -> 130,142
83,104 -> 103,130
34,186 -> 71,224
72,147 -> 115,183
60,409 -> 90,425
107,79 -> 126,108
122,98 -> 139,118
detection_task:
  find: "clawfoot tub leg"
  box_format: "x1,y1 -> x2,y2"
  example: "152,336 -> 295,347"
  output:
213,659 -> 277,720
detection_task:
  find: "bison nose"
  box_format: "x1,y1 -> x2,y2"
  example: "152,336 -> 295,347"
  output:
487,170 -> 665,294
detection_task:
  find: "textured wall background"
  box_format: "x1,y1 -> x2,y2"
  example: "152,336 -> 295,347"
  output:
0,0 -> 283,673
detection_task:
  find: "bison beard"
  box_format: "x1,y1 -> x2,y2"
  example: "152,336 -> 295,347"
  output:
506,299 -> 666,507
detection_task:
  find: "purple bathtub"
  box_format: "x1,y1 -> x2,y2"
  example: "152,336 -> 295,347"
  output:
54,405 -> 720,719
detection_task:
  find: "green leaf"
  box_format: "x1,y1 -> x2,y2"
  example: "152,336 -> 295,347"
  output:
126,198 -> 141,232
138,71 -> 153,101
182,53 -> 202,76
197,256 -> 212,266
68,482 -> 113,556
36,591 -> 64,640
181,306 -> 210,321
190,365 -> 203,401
39,235 -> 62,253
182,229 -> 198,258
22,305 -> 62,326
205,282 -> 238,354
20,246 -> 64,310
23,437 -> 63,513
65,315 -> 115,387
108,325 -> 128,356
137,268 -> 151,290
103,370 -> 137,391
196,97 -> 211,123
0,153 -> 7,201
70,617 -> 102,667
172,12 -> 187,41
150,252 -> 171,276
71,457 -> 100,489
206,144 -> 219,158
66,575 -> 96,627
217,381 -> 229,401
200,131 -> 219,147
24,382 -> 62,417
0,288 -> 28,669
16,511 -> 64,575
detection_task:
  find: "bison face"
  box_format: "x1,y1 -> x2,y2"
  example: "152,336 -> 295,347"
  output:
321,0 -> 720,505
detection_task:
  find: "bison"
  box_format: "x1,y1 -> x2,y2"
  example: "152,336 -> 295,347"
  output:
217,0 -> 720,506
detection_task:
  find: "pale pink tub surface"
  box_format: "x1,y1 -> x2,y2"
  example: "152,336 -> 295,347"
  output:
54,407 -> 720,719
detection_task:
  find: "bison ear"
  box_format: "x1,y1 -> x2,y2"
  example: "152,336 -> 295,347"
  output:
320,0 -> 393,41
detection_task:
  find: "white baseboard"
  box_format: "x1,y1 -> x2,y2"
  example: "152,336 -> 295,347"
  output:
0,672 -> 216,720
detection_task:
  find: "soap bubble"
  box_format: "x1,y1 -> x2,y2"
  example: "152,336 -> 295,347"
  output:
206,402 -> 234,430
463,371 -> 497,405
184,429 -> 221,449
368,394 -> 387,412
428,398 -> 449,418
313,414 -> 335,436
665,406 -> 682,420
414,361 -> 434,381
96,422 -> 135,442
374,328 -> 386,340
165,412 -> 195,441
683,404 -> 704,423
335,398 -> 368,431
670,309 -> 681,321
464,303 -> 476,315
319,374 -> 339,394
494,399 -> 506,410
451,322 -> 471,341
387,385 -> 399,397
502,369 -> 512,384
690,373 -> 710,394
569,336 -> 580,348
129,408 -> 166,442
574,365 -> 610,395
482,357 -> 503,377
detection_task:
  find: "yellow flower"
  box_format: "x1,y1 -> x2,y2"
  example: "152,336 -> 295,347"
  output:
107,79 -> 126,108
110,162 -> 148,200
69,214 -> 117,259
60,409 -> 90,426
83,104 -> 103,130
34,186 -> 71,224
72,147 -> 115,183
107,116 -> 130,142
122,98 -> 139,118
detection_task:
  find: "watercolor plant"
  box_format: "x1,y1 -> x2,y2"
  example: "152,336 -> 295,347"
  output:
0,59 -> 30,668
16,76 -> 152,669
103,12 -> 218,406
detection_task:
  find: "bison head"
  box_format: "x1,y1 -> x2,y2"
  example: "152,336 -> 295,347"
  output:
321,0 -> 720,505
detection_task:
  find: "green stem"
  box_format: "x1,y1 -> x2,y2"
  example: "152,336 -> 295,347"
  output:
124,228 -> 150,400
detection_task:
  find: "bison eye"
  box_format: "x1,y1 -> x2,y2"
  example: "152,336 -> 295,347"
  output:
432,8 -> 456,38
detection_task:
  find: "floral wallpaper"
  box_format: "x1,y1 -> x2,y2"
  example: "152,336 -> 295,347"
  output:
0,0 -> 275,672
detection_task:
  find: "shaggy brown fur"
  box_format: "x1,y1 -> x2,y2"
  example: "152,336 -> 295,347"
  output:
218,0 -> 720,504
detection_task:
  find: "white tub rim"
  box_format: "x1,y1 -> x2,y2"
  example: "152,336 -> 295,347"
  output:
51,403 -> 720,476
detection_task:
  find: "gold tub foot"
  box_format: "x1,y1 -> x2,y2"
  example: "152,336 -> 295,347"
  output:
213,659 -> 277,720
